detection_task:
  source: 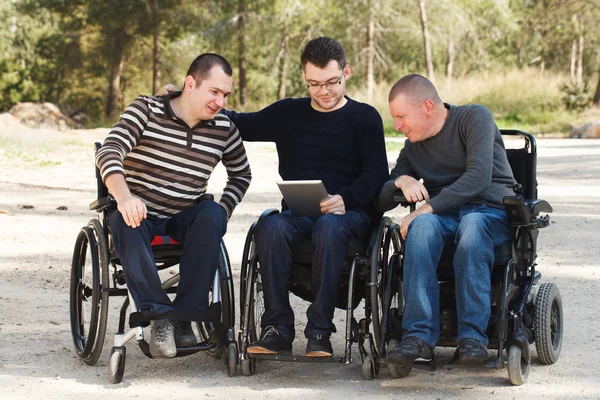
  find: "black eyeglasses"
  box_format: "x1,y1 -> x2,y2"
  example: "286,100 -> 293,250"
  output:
305,72 -> 344,91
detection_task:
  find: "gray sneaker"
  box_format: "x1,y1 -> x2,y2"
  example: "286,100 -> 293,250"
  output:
149,319 -> 177,358
174,321 -> 197,347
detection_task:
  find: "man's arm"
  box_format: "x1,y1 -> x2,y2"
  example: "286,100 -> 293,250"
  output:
95,96 -> 150,227
335,107 -> 389,211
218,121 -> 252,218
222,100 -> 287,142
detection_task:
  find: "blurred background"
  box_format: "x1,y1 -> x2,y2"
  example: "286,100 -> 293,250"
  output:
1,0 -> 599,136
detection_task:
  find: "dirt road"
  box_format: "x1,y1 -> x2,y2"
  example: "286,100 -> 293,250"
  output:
0,122 -> 599,399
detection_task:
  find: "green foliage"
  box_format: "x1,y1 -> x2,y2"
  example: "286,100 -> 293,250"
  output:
560,81 -> 593,112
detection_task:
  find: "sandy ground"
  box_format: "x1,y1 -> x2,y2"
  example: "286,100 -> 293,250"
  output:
0,120 -> 599,399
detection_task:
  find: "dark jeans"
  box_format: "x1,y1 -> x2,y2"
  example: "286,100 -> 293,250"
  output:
255,210 -> 371,341
109,200 -> 227,320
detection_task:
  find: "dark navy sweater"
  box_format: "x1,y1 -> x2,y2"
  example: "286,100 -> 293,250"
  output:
224,97 -> 388,213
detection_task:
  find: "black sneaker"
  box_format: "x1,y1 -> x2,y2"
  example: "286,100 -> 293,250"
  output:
149,319 -> 177,358
174,321 -> 196,348
305,334 -> 333,357
386,336 -> 434,366
458,338 -> 488,365
247,326 -> 292,355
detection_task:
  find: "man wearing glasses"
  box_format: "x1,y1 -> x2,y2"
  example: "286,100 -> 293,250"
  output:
163,36 -> 388,357
232,36 -> 388,357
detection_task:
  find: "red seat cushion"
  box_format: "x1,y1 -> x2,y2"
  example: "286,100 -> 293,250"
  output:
150,236 -> 180,246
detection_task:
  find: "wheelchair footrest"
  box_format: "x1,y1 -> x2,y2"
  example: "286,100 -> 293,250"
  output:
250,353 -> 344,363
174,342 -> 219,357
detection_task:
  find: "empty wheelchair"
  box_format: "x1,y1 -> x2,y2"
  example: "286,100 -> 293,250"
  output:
378,130 -> 562,385
236,208 -> 403,380
69,143 -> 238,383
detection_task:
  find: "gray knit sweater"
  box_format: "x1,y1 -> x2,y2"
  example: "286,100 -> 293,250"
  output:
380,103 -> 516,213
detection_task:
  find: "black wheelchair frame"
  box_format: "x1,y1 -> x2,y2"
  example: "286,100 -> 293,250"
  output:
379,130 -> 563,385
69,142 -> 239,383
236,208 -> 403,380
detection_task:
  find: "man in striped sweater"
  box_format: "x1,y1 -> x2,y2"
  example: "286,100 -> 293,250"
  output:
96,54 -> 251,358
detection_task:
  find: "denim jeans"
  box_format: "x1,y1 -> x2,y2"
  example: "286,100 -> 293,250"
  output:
401,204 -> 513,348
255,209 -> 371,341
109,200 -> 227,320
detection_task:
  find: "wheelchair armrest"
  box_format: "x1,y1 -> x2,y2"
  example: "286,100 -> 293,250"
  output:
89,196 -> 116,212
503,196 -> 552,227
378,185 -> 413,211
253,209 -> 280,237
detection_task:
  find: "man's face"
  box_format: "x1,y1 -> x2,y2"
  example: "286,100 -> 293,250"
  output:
389,95 -> 432,143
302,60 -> 349,112
189,66 -> 232,120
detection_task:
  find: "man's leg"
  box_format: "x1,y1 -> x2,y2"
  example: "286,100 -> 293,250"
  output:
166,201 -> 227,320
305,211 -> 370,338
253,211 -> 314,346
387,212 -> 457,366
454,205 -> 513,363
108,209 -> 173,319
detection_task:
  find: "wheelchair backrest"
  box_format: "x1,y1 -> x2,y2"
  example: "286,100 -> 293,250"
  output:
501,130 -> 537,200
94,142 -> 109,200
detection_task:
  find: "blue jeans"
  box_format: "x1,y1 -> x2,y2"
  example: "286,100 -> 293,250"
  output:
255,210 -> 371,341
402,204 -> 513,348
109,200 -> 227,320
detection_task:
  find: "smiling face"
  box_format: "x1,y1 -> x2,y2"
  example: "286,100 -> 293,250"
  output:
186,65 -> 232,120
302,60 -> 350,112
389,94 -> 437,143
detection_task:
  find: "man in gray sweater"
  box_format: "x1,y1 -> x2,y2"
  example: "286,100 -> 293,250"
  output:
379,74 -> 515,367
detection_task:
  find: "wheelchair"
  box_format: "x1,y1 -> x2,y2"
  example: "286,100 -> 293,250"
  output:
378,130 -> 563,385
236,207 -> 403,380
69,143 -> 239,383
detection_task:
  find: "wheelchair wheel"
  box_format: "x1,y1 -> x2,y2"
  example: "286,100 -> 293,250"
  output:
108,346 -> 126,384
240,357 -> 256,376
369,217 -> 402,356
240,224 -> 264,345
70,219 -> 110,366
507,344 -> 530,386
226,343 -> 238,377
534,282 -> 563,365
197,242 -> 235,359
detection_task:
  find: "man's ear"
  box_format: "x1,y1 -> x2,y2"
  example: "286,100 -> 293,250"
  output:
183,75 -> 196,92
343,64 -> 351,80
423,99 -> 435,114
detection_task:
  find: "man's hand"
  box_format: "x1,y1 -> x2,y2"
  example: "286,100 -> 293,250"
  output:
394,175 -> 430,203
158,83 -> 177,96
400,203 -> 433,240
320,194 -> 346,215
117,194 -> 147,228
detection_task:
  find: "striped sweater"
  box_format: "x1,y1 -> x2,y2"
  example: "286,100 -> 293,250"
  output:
95,92 -> 251,219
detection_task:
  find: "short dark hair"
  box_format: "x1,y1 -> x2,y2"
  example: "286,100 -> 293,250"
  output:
186,53 -> 232,86
388,74 -> 442,104
300,37 -> 346,70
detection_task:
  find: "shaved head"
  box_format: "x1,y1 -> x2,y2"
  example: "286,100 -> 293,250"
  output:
388,74 -> 443,105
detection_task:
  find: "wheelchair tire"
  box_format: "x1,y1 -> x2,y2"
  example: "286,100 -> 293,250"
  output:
240,357 -> 256,376
70,219 -> 110,366
197,242 -> 235,359
108,346 -> 126,384
362,354 -> 376,380
226,343 -> 238,377
507,344 -> 530,386
369,218 -> 402,357
534,282 -> 563,365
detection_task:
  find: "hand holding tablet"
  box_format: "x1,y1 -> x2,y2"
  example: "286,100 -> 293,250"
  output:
276,180 -> 330,217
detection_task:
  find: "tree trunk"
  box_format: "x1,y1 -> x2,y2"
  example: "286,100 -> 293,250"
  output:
446,35 -> 454,86
418,0 -> 434,83
151,0 -> 161,95
576,33 -> 584,85
277,31 -> 289,100
366,1 -> 375,103
238,0 -> 247,107
105,30 -> 127,119
570,39 -> 577,81
593,67 -> 600,105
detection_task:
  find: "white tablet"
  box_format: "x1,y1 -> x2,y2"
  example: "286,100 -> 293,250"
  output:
276,180 -> 330,218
